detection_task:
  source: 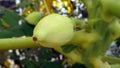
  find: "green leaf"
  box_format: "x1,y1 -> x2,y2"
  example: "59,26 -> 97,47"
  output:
0,19 -> 3,29
2,10 -> 22,27
0,25 -> 24,38
20,23 -> 34,36
61,44 -> 78,53
0,23 -> 34,38
19,0 -> 32,8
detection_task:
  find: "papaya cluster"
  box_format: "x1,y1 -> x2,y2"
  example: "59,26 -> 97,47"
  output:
25,0 -> 120,68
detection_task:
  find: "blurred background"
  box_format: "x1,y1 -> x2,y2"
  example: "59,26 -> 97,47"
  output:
0,0 -> 119,68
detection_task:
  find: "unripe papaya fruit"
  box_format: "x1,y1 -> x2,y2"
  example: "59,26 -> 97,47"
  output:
25,11 -> 42,25
33,14 -> 74,48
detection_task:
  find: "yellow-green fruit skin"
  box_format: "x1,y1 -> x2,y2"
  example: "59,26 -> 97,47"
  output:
25,12 -> 42,25
33,14 -> 74,48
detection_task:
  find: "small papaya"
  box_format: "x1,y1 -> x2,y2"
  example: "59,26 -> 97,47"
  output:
33,14 -> 74,48
25,11 -> 43,25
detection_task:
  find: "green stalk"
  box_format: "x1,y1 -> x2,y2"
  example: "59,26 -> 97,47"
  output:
69,30 -> 98,49
43,0 -> 50,14
101,0 -> 120,18
0,37 -> 39,50
102,56 -> 120,64
54,46 -> 83,65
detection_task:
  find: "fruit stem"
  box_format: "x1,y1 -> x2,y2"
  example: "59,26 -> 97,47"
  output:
0,37 -> 39,50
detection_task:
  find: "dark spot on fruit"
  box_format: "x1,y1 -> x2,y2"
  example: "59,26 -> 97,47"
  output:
33,36 -> 38,41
